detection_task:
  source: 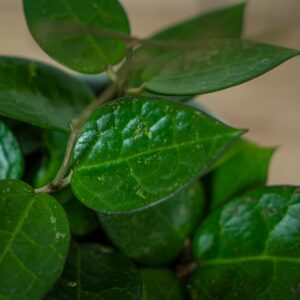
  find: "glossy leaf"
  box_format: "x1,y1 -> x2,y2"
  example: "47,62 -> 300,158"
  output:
206,139 -> 275,210
130,40 -> 300,96
141,268 -> 187,300
0,121 -> 24,180
71,97 -> 243,213
23,0 -> 131,74
99,181 -> 204,266
190,186 -> 300,300
0,57 -> 94,131
51,187 -> 100,237
47,242 -> 143,300
58,191 -> 100,239
0,180 -> 70,300
30,130 -> 99,236
1,117 -> 43,155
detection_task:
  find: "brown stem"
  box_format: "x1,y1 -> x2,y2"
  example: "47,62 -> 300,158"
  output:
176,239 -> 197,279
34,36 -> 138,195
176,261 -> 197,279
34,83 -> 117,194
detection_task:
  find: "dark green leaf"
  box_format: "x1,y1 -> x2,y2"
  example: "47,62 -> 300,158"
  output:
99,181 -> 204,266
23,0 -> 131,73
130,40 -> 299,96
127,2 -> 246,97
0,57 -> 94,131
30,130 -> 99,236
190,186 -> 300,300
52,187 -> 100,237
71,97 -> 243,213
141,268 -> 187,300
0,122 -> 24,180
63,197 -> 99,237
0,180 -> 70,300
52,187 -> 74,206
206,139 -> 275,210
47,242 -> 143,300
33,131 -> 68,188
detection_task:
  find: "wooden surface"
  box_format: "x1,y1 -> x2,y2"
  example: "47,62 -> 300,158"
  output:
0,0 -> 299,185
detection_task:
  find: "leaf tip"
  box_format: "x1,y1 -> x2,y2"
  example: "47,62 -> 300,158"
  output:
232,127 -> 248,139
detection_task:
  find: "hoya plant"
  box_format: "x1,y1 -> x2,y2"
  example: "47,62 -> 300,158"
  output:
0,1 -> 299,299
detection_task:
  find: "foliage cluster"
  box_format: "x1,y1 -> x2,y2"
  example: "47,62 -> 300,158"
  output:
0,1 -> 299,299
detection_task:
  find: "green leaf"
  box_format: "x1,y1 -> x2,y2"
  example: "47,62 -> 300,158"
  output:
30,129 -> 99,237
23,0 -> 131,74
0,56 -> 94,131
206,139 -> 275,210
140,91 -> 192,103
0,180 -> 70,300
151,2 -> 245,41
131,40 -> 300,96
71,97 -> 243,213
186,99 -> 223,121
127,3 -> 245,90
141,268 -> 187,300
190,186 -> 300,300
47,242 -> 143,300
127,2 -> 246,96
63,197 -> 99,237
1,117 -> 43,155
0,122 -> 24,180
99,181 -> 204,266
33,131 -> 69,188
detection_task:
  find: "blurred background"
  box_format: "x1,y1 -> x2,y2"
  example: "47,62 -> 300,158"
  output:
0,0 -> 299,184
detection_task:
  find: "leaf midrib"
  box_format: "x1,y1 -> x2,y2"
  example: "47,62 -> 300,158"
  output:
201,255 -> 300,266
0,195 -> 34,265
75,132 -> 237,172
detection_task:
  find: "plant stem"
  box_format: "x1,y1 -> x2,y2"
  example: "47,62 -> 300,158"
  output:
34,36 -> 139,195
73,82 -> 118,128
34,171 -> 73,194
176,239 -> 197,278
34,83 -> 117,194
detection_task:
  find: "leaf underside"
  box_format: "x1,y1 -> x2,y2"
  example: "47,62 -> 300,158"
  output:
130,40 -> 300,96
0,56 -> 94,131
128,2 -> 246,96
47,242 -> 142,300
99,181 -> 204,266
